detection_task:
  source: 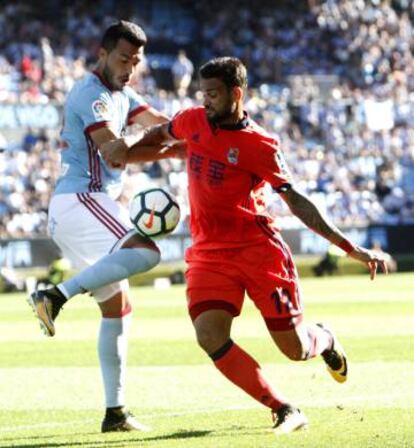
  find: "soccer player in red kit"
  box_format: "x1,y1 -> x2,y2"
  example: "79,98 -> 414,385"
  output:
101,57 -> 388,434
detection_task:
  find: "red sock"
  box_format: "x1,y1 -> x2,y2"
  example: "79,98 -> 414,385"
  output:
304,325 -> 333,359
211,340 -> 287,410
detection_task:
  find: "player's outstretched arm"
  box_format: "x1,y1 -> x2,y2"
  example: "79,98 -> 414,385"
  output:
280,186 -> 388,280
127,122 -> 185,163
100,123 -> 186,166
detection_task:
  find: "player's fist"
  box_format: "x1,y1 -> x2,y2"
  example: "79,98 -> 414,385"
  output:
100,138 -> 128,169
164,141 -> 187,159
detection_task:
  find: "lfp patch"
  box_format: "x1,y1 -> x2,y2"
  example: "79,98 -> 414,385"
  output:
92,99 -> 111,121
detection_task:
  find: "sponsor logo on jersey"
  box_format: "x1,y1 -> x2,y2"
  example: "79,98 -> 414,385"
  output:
227,147 -> 239,165
92,100 -> 111,121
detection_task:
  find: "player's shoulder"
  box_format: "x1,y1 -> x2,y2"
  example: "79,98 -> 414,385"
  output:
122,85 -> 143,100
247,118 -> 280,148
169,106 -> 204,139
66,73 -> 112,114
70,73 -> 109,100
173,105 -> 204,120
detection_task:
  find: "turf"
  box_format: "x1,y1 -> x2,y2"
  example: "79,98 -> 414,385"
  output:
0,272 -> 413,447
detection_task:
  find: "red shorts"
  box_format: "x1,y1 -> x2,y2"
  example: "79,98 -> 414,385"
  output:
185,237 -> 303,331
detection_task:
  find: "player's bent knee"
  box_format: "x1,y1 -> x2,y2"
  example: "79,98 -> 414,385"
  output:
121,247 -> 160,274
280,345 -> 306,361
99,292 -> 132,318
196,328 -> 228,354
138,247 -> 161,271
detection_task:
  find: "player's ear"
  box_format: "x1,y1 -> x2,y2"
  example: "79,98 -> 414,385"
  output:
98,47 -> 108,61
233,86 -> 243,101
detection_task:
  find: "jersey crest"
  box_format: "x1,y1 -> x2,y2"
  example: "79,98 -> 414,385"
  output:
227,147 -> 239,165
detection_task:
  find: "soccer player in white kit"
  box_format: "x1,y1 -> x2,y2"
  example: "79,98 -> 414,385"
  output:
27,21 -> 183,432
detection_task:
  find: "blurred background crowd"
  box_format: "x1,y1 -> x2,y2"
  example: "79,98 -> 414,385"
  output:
1,0 -> 414,238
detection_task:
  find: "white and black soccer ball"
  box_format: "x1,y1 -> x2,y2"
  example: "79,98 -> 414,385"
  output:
129,188 -> 180,238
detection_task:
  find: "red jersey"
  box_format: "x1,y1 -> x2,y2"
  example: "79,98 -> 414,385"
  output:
170,106 -> 292,250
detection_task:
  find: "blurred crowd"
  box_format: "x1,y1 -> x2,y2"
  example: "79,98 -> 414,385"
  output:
1,0 -> 414,238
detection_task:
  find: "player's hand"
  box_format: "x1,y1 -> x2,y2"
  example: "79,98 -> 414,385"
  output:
100,138 -> 128,169
162,141 -> 187,159
348,246 -> 388,280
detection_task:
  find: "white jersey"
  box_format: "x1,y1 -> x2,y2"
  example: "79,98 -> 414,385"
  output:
55,71 -> 149,199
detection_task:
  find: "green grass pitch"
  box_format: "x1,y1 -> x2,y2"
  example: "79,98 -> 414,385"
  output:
0,272 -> 413,447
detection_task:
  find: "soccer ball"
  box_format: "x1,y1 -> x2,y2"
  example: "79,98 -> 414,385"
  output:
129,188 -> 180,238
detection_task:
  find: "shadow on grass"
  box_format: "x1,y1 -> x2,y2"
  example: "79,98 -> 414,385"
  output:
0,429 -> 212,448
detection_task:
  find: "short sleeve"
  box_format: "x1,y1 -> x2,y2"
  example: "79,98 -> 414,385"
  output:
76,87 -> 113,134
168,108 -> 192,140
124,86 -> 150,124
251,139 -> 293,192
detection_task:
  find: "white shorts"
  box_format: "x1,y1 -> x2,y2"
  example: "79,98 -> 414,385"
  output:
48,192 -> 133,302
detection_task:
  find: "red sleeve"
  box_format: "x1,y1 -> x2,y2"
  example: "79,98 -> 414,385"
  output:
251,139 -> 293,191
168,108 -> 194,140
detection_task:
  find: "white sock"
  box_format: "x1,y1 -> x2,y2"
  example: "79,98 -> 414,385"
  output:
98,312 -> 132,408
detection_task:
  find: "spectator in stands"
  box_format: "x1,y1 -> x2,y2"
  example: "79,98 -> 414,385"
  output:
171,50 -> 194,96
1,0 -> 414,236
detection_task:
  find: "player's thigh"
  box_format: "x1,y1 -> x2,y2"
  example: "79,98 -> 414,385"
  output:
241,239 -> 304,332
48,192 -> 132,302
185,261 -> 245,323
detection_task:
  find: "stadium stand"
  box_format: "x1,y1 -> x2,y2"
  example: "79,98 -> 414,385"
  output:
1,0 -> 414,237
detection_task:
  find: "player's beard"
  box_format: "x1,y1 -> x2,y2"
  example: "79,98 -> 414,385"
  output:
206,100 -> 236,125
102,64 -> 121,91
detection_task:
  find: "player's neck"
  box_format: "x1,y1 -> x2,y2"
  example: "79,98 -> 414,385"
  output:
217,107 -> 245,126
92,65 -> 114,91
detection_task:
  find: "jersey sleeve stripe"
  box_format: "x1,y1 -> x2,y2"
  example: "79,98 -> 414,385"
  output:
84,121 -> 110,135
127,105 -> 150,124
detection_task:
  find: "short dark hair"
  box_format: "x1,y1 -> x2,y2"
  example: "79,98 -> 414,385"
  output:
101,20 -> 147,52
199,57 -> 248,90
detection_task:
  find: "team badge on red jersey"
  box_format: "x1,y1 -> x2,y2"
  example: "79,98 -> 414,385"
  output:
227,147 -> 239,165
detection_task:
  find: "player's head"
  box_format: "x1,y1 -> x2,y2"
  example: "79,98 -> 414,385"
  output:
98,20 -> 147,91
199,57 -> 247,124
